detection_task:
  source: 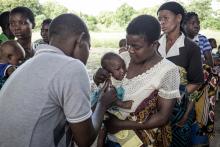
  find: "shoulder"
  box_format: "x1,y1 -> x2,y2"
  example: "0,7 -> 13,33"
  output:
161,58 -> 178,71
184,37 -> 200,52
198,34 -> 208,40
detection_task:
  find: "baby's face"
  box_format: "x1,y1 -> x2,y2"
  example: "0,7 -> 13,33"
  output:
7,46 -> 25,65
108,58 -> 126,81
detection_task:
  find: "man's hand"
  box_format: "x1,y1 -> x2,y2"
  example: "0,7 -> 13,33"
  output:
98,80 -> 117,109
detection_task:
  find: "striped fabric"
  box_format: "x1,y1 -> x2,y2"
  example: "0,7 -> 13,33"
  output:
193,34 -> 212,62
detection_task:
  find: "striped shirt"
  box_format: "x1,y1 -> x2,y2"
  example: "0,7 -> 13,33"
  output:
193,34 -> 212,62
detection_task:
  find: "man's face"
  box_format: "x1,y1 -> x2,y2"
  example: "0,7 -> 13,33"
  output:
41,24 -> 49,43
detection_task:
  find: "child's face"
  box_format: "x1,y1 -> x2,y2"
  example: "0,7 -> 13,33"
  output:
184,16 -> 200,37
108,58 -> 126,81
9,13 -> 33,40
5,45 -> 24,65
41,24 -> 50,43
9,52 -> 24,65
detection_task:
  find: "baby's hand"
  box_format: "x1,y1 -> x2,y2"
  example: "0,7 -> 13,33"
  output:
119,47 -> 127,54
115,100 -> 134,109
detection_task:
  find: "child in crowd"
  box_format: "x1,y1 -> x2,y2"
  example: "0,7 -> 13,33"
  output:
208,38 -> 217,50
118,38 -> 127,54
0,11 -> 15,44
91,52 -> 133,147
33,18 -> 52,50
0,40 -> 25,88
91,52 -> 133,110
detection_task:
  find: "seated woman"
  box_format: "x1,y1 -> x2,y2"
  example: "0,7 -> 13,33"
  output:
93,15 -> 180,147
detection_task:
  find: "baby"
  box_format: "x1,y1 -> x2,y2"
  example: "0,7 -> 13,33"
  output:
0,40 -> 25,88
91,52 -> 133,147
91,52 -> 133,110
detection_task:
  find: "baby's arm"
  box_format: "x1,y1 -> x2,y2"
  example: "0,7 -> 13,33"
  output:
6,66 -> 16,77
115,100 -> 133,109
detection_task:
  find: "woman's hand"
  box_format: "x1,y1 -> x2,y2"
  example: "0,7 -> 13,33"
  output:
104,114 -> 123,134
93,68 -> 110,85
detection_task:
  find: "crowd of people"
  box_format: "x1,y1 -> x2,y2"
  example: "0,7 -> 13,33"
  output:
0,1 -> 219,147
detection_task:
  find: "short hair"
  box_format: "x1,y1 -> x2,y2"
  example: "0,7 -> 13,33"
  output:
182,12 -> 198,25
0,11 -> 10,30
126,15 -> 161,44
10,6 -> 35,28
157,1 -> 186,31
119,39 -> 126,48
101,52 -> 122,70
0,40 -> 25,58
208,38 -> 216,43
42,18 -> 52,26
49,13 -> 90,42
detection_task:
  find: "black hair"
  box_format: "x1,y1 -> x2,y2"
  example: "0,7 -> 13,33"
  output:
182,12 -> 198,25
10,6 -> 35,28
208,38 -> 216,43
157,1 -> 186,33
126,15 -> 161,44
49,13 -> 90,42
119,39 -> 126,48
0,11 -> 10,30
101,52 -> 122,70
42,18 -> 52,26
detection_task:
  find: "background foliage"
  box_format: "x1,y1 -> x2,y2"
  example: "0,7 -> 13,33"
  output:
0,0 -> 219,31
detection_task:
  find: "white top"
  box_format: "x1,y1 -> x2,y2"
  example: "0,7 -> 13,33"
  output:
118,51 -> 180,118
158,33 -> 185,58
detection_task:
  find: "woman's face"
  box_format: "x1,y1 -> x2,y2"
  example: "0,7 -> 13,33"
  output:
183,16 -> 200,37
126,34 -> 154,64
9,13 -> 33,40
158,10 -> 181,34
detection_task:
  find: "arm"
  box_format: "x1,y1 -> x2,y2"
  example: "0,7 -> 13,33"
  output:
177,41 -> 204,126
105,97 -> 176,133
70,81 -> 117,147
176,83 -> 200,126
204,51 -> 214,67
6,66 -> 16,77
52,61 -> 117,147
93,68 -> 110,86
70,101 -> 107,147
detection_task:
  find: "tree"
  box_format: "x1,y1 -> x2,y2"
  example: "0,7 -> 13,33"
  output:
185,0 -> 212,22
0,0 -> 42,15
81,14 -> 98,31
98,11 -> 115,27
115,3 -> 136,26
41,0 -> 68,19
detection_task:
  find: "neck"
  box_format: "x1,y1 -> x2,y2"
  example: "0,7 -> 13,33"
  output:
140,51 -> 162,69
187,33 -> 195,39
166,31 -> 181,43
17,38 -> 32,51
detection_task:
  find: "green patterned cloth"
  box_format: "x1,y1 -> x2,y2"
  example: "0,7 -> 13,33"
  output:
0,33 -> 9,44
